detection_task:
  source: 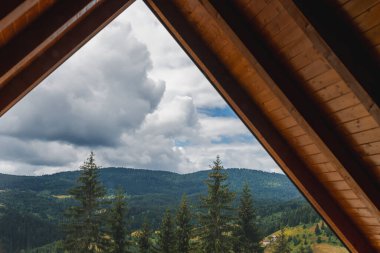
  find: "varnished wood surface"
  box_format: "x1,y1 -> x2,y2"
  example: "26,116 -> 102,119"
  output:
0,0 -> 379,251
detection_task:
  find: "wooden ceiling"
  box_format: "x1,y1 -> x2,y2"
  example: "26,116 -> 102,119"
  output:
0,0 -> 379,252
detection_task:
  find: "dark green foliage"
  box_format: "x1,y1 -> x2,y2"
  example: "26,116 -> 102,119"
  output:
63,152 -> 109,253
233,183 -> 262,253
272,228 -> 290,253
138,221 -> 151,253
157,210 -> 175,253
0,168 -> 301,201
314,224 -> 321,235
0,207 -> 61,253
176,195 -> 192,253
321,221 -> 325,230
0,166 -> 348,252
199,156 -> 235,253
110,188 -> 129,253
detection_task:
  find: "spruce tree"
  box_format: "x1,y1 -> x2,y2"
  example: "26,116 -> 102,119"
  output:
176,195 -> 192,253
233,183 -> 262,253
272,228 -> 290,253
109,188 -> 129,253
321,221 -> 325,231
138,221 -> 151,253
63,152 -> 108,253
199,156 -> 235,253
157,210 -> 175,253
314,224 -> 321,235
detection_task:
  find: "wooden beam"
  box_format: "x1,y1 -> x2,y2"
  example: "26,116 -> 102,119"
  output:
143,1 -> 375,252
282,0 -> 380,125
0,0 -> 25,20
0,0 -> 134,116
208,0 -> 379,218
0,0 -> 56,47
0,0 -> 92,88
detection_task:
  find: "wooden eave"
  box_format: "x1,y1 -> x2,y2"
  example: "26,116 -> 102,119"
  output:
0,1 -> 379,252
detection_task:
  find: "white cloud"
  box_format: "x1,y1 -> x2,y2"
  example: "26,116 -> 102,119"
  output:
0,0 -> 281,175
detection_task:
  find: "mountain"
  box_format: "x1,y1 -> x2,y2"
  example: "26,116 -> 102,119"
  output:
0,167 -> 313,253
0,167 -> 300,201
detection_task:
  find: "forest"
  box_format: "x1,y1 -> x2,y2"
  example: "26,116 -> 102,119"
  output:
0,154 -> 346,253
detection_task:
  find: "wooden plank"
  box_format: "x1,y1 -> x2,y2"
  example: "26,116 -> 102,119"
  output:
313,81 -> 351,102
308,69 -> 341,91
298,143 -> 320,155
288,46 -> 321,71
363,154 -> 380,165
281,0 -> 380,125
144,1 -> 376,251
279,35 -> 312,59
290,134 -> 314,147
262,11 -> 293,38
336,189 -> 359,199
354,3 -> 380,32
0,0 -> 25,20
311,162 -> 337,173
342,0 -> 380,18
324,93 -> 360,113
339,116 -> 378,134
355,141 -> 380,156
254,1 -> 282,28
0,0 -> 134,116
348,127 -> 380,145
272,24 -> 303,49
281,125 -> 305,137
342,0 -> 379,18
364,23 -> 380,45
0,0 -> 92,88
317,171 -> 345,182
330,104 -> 369,123
242,0 -> 270,18
298,60 -> 331,81
348,208 -> 375,217
262,97 -> 282,112
208,0 -> 380,222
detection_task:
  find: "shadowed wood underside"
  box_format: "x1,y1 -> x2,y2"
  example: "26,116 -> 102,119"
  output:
0,0 -> 379,252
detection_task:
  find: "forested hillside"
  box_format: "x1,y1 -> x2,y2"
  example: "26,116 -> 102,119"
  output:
0,168 -> 300,200
0,167 -> 332,252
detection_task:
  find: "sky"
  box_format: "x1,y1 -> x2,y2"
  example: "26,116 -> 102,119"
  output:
0,1 -> 280,175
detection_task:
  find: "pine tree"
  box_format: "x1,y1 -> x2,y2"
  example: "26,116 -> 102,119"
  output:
314,224 -> 321,235
109,188 -> 129,253
272,228 -> 290,253
157,210 -> 175,253
321,221 -> 326,231
138,221 -> 151,253
233,183 -> 262,253
199,156 -> 235,253
176,195 -> 192,253
63,152 -> 109,253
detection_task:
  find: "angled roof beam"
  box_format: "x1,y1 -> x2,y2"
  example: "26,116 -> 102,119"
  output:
280,0 -> 380,125
207,0 -> 379,215
0,0 -> 134,116
0,0 -> 92,87
143,1 -> 375,252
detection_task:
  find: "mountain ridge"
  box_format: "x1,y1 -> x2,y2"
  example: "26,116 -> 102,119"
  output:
0,167 -> 300,201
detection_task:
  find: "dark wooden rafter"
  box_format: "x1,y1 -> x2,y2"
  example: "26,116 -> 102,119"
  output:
0,0 -> 92,87
0,0 -> 135,116
281,0 -> 380,125
143,1 -> 375,252
0,0 -> 25,20
208,0 -> 379,215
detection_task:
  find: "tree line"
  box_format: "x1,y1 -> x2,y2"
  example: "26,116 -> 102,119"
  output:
60,153 -> 289,253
